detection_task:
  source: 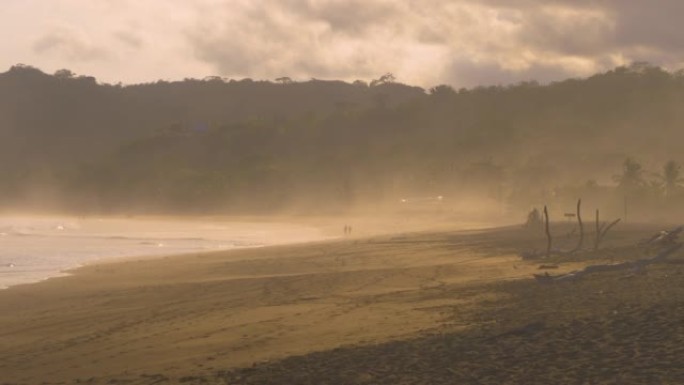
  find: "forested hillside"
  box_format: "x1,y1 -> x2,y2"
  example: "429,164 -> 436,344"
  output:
2,63 -> 684,218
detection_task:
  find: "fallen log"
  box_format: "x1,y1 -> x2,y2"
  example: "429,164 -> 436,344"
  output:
534,244 -> 682,283
640,226 -> 683,247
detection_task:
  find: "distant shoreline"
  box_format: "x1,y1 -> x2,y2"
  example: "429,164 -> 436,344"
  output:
0,215 -> 329,290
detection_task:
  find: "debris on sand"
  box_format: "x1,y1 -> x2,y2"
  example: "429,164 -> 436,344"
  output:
534,244 -> 682,283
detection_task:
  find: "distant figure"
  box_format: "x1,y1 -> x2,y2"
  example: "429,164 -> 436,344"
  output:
343,225 -> 349,235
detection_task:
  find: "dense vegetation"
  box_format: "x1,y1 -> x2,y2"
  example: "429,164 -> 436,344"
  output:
2,63 -> 684,218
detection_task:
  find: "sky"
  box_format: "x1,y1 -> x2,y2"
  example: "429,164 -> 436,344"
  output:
2,0 -> 684,88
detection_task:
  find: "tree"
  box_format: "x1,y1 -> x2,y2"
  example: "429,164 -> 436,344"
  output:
370,73 -> 396,87
613,157 -> 645,191
203,76 -> 224,82
275,77 -> 293,84
428,84 -> 456,98
54,69 -> 75,79
613,158 -> 646,222
658,160 -> 684,198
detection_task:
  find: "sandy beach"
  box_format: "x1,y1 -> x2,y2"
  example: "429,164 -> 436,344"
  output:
1,222 -> 682,384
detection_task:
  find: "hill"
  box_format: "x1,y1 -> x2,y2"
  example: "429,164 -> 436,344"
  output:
1,63 -> 684,217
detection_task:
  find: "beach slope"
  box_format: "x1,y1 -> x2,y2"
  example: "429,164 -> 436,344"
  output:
1,224 -> 678,384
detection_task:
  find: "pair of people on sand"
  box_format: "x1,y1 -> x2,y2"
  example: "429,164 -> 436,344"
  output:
343,225 -> 353,235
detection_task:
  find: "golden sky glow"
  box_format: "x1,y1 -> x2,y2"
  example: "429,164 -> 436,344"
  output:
2,0 -> 683,87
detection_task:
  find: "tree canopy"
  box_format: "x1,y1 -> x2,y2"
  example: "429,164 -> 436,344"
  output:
2,63 -> 684,217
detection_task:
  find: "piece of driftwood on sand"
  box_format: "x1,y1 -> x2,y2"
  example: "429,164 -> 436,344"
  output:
534,243 -> 682,284
640,226 -> 683,247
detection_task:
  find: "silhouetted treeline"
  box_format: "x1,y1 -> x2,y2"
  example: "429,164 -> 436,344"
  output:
2,62 -> 684,217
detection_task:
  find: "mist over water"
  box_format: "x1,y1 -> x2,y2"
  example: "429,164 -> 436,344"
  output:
0,216 -> 325,289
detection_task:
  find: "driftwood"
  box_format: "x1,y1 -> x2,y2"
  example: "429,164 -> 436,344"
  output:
538,264 -> 559,269
534,244 -> 682,284
553,200 -> 586,255
546,200 -> 587,256
640,226 -> 683,247
521,202 -> 616,259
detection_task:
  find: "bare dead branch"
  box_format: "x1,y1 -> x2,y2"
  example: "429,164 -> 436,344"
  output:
544,205 -> 552,258
595,218 -> 621,251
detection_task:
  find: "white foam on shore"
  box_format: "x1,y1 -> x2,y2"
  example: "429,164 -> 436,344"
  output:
0,216 -> 326,289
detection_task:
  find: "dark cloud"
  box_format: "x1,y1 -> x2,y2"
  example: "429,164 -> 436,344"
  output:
611,1 -> 684,52
475,0 -> 684,64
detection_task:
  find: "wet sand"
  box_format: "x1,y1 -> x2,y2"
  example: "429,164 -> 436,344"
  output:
1,223 -> 679,384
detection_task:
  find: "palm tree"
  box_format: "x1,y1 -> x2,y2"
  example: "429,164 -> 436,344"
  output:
613,157 -> 645,191
613,158 -> 645,222
659,160 -> 684,198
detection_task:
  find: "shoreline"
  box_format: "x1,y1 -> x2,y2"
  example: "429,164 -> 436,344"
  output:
0,224 -> 525,384
0,213 -> 503,291
1,222 -> 666,384
0,215 -> 334,290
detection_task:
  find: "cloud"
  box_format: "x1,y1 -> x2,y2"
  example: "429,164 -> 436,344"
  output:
444,58 -> 580,89
471,0 -> 684,69
114,30 -> 144,49
188,1 -> 389,80
187,1 -> 488,83
286,0 -> 401,37
33,27 -> 108,62
515,6 -> 616,56
6,0 -> 684,87
185,0 -> 684,87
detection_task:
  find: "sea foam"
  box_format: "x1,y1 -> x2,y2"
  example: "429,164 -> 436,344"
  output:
0,216 -> 324,289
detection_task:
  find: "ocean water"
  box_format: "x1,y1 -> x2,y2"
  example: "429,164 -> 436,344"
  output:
0,216 -> 325,289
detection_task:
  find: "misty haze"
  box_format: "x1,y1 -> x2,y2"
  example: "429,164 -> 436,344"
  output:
2,1 -> 684,384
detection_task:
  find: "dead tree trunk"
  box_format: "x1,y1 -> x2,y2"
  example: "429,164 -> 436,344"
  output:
544,205 -> 552,258
594,209 -> 600,250
594,209 -> 601,250
571,199 -> 584,252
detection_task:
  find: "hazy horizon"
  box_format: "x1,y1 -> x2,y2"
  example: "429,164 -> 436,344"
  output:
0,60 -> 643,89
